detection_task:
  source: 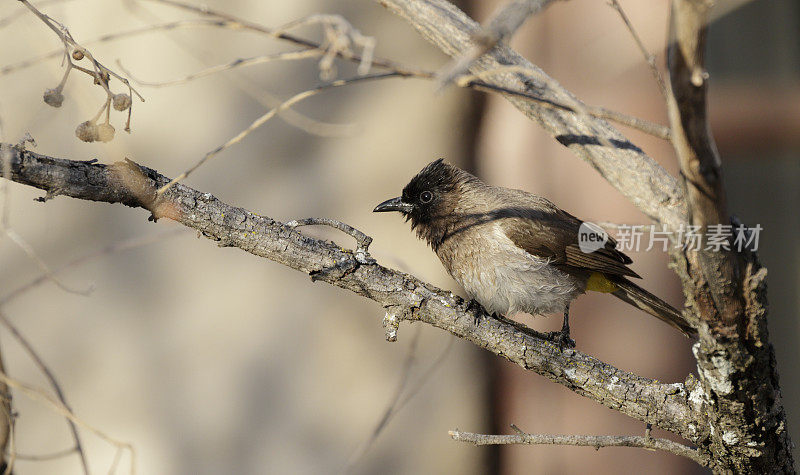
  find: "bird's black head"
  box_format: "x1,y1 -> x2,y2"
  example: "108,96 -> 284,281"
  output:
374,159 -> 471,245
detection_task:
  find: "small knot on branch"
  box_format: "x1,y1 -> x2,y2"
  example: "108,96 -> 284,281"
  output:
382,307 -> 403,342
34,187 -> 64,202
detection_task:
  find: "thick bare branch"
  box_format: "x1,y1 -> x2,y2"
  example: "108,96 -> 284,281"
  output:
667,0 -> 740,327
375,0 -> 686,230
0,144 -> 706,441
665,1 -> 794,472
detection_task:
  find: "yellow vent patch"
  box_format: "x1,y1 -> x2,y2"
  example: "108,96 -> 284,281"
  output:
586,272 -> 619,293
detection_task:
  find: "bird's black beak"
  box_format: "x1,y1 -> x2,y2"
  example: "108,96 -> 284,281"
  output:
373,197 -> 413,214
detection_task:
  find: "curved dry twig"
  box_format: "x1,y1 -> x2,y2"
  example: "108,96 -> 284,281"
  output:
345,327 -> 421,470
0,369 -> 135,474
0,0 -> 76,28
155,71 -> 411,195
0,19 -> 235,76
7,446 -> 77,461
608,0 -> 668,98
0,229 -> 186,307
122,50 -> 323,87
142,0 -> 427,77
0,311 -> 89,475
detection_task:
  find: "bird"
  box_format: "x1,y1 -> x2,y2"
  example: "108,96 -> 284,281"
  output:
373,159 -> 695,348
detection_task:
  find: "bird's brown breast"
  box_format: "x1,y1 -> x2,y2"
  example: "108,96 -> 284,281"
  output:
434,219 -> 584,316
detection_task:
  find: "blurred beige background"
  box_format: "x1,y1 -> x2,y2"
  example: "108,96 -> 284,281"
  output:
0,0 -> 798,474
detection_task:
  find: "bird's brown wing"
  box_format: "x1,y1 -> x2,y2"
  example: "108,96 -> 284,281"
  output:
499,206 -> 640,279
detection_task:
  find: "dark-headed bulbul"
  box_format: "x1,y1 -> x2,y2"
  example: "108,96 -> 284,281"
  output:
373,159 -> 695,348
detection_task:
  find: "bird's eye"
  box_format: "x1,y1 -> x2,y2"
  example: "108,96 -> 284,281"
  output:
419,191 -> 433,203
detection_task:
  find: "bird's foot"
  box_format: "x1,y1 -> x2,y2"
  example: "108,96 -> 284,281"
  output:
544,328 -> 576,350
465,299 -> 489,326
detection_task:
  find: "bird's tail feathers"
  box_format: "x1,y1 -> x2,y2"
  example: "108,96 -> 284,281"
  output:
610,277 -> 696,337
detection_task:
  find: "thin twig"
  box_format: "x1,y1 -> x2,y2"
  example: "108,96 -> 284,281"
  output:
0,311 -> 90,474
0,20 -> 246,76
155,71 -> 409,195
437,0 -> 561,88
7,447 -> 77,461
121,50 -> 323,87
1,228 -> 94,297
97,23 -> 356,137
143,0 -> 427,77
0,0 -> 77,28
19,0 -> 144,100
272,14 -> 375,79
108,12 -> 361,137
608,0 -> 668,98
345,327 -> 421,470
0,368 -> 135,474
589,105 -> 671,141
449,426 -> 708,466
0,229 -> 186,307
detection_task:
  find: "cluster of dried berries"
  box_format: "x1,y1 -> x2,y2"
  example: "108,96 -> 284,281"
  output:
41,46 -> 137,143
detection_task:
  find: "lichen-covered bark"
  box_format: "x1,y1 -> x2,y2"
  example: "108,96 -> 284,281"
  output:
681,254 -> 793,473
665,0 -> 794,472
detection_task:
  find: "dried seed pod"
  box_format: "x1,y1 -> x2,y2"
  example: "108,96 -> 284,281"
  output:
112,93 -> 132,111
43,88 -> 64,108
75,121 -> 98,142
72,49 -> 85,61
97,123 -> 115,143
